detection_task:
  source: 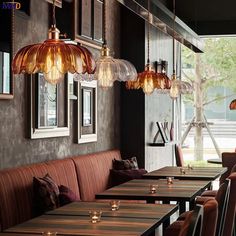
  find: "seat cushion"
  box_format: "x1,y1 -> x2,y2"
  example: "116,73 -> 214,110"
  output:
72,150 -> 121,201
33,174 -> 60,215
164,220 -> 184,236
59,185 -> 80,206
112,157 -> 139,170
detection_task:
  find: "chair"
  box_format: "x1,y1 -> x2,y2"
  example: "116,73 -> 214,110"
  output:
175,144 -> 184,167
164,204 -> 203,236
200,179 -> 231,236
220,152 -> 236,184
221,173 -> 236,236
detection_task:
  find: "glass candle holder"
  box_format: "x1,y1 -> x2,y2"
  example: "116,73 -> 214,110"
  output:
187,164 -> 193,170
89,210 -> 102,223
166,177 -> 174,185
42,232 -> 57,236
180,167 -> 186,174
149,184 -> 157,193
110,200 -> 120,211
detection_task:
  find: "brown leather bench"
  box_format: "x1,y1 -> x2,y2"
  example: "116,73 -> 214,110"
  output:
0,149 -> 121,230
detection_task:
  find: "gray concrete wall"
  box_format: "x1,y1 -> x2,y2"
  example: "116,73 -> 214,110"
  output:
0,0 -> 120,169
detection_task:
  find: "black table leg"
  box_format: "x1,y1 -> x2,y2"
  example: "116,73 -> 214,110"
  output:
179,201 -> 186,214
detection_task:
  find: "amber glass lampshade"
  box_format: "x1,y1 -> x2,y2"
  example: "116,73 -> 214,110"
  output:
137,64 -> 156,95
12,25 -> 95,85
229,99 -> 236,110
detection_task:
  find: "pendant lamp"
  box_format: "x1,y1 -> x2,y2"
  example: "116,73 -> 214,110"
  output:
94,0 -> 137,88
229,99 -> 236,110
138,0 -> 157,95
169,0 -> 180,99
126,0 -> 156,95
12,0 -> 95,85
169,0 -> 193,98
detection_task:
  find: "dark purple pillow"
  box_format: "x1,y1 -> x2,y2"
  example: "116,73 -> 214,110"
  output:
33,174 -> 59,215
59,185 -> 80,206
110,169 -> 148,186
113,157 -> 139,170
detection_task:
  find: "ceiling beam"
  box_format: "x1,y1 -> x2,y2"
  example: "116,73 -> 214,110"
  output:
116,0 -> 204,53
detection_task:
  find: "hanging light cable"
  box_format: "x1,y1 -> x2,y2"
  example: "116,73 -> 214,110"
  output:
94,0 -> 137,88
134,0 -> 157,95
12,0 -> 95,85
169,0 -> 180,99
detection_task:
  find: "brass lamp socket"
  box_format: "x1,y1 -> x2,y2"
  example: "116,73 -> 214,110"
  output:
145,63 -> 153,72
48,25 -> 60,40
101,45 -> 110,57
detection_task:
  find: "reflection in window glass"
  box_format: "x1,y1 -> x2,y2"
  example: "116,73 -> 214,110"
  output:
3,52 -> 10,93
38,73 -> 57,127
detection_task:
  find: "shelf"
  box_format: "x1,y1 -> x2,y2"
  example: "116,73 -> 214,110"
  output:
148,141 -> 175,147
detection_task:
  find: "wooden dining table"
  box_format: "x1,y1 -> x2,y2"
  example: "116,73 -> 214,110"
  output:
207,159 -> 222,164
4,202 -> 178,236
96,179 -> 211,213
45,201 -> 178,221
143,166 -> 227,180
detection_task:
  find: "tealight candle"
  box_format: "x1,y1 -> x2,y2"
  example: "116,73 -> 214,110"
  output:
110,200 -> 120,211
166,177 -> 173,185
89,210 -> 102,223
42,232 -> 57,236
187,164 -> 193,170
180,167 -> 186,174
149,184 -> 157,193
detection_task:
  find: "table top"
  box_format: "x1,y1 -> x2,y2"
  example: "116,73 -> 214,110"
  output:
46,201 -> 178,221
143,166 -> 226,180
95,179 -> 211,203
4,214 -> 163,236
207,159 -> 222,164
0,234 -> 38,236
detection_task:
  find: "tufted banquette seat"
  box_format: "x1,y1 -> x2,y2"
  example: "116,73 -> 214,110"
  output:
0,149 -> 121,231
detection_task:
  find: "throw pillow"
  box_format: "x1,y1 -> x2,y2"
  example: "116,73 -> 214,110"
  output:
33,173 -> 59,215
59,185 -> 80,206
113,157 -> 139,170
110,169 -> 148,186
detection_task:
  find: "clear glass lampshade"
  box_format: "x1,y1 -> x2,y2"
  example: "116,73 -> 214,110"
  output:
169,74 -> 180,99
116,59 -> 137,82
94,56 -> 118,89
138,64 -> 156,95
182,81 -> 193,94
73,73 -> 94,82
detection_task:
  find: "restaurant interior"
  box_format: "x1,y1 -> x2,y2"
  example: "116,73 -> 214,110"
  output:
0,0 -> 236,235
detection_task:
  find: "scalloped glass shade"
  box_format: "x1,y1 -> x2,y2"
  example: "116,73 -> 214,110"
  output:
155,73 -> 171,89
138,64 -> 156,95
180,81 -> 193,94
126,78 -> 140,89
12,39 -> 95,85
170,74 -> 180,99
116,59 -> 137,82
94,56 -> 118,88
229,99 -> 236,110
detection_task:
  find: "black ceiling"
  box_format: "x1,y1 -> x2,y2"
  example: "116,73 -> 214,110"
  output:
162,0 -> 236,35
